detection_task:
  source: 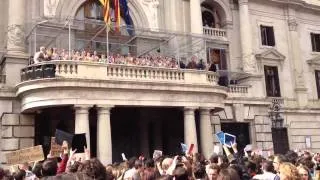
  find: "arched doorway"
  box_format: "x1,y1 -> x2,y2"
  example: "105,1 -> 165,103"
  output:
201,0 -> 227,28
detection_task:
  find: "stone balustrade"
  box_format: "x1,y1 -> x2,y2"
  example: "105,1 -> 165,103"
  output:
227,85 -> 250,97
20,60 -> 219,86
203,27 -> 227,38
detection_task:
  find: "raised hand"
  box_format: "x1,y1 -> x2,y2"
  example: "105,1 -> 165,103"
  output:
84,146 -> 90,160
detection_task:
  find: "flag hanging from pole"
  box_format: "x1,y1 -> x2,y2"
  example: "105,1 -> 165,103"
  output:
120,0 -> 133,35
120,0 -> 130,25
98,0 -> 111,24
114,0 -> 121,32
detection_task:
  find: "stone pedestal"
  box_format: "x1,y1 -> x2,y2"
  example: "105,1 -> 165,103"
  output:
74,105 -> 91,150
199,108 -> 214,159
184,107 -> 198,153
97,106 -> 113,165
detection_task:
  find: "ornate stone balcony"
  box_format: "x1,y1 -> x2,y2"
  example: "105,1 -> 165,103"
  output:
17,61 -> 228,112
20,60 -> 219,85
203,27 -> 227,39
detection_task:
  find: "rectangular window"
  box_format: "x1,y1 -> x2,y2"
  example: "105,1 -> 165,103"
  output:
260,25 -> 275,46
315,70 -> 320,98
264,65 -> 281,97
311,33 -> 320,52
207,48 -> 227,71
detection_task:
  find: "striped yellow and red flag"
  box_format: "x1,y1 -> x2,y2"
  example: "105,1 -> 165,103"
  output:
99,0 -> 110,24
114,0 -> 121,32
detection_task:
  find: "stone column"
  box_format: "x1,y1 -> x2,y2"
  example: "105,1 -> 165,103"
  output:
190,0 -> 203,34
184,107 -> 198,153
74,105 -> 91,150
97,106 -> 113,165
287,7 -> 308,107
6,0 -> 26,55
239,0 -> 256,73
199,108 -> 214,159
4,0 -> 29,87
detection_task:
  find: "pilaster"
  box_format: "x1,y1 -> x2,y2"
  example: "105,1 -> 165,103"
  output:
238,0 -> 257,73
287,7 -> 308,107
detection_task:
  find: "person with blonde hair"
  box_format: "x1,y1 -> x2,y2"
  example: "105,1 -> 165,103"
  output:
278,162 -> 300,180
297,165 -> 312,180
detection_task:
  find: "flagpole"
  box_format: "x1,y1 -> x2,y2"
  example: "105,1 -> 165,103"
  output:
68,21 -> 71,58
106,24 -> 109,57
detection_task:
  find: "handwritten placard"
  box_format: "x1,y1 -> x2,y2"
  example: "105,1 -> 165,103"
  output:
51,137 -> 62,157
5,145 -> 45,165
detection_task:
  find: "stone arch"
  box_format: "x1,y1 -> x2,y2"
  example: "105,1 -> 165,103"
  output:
55,0 -> 149,28
200,0 -> 233,26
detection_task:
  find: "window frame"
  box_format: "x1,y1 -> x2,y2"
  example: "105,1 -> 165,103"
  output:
264,65 -> 281,97
315,70 -> 320,99
260,25 -> 275,47
311,33 -> 320,52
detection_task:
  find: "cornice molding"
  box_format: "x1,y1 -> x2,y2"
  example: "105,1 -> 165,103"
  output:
250,0 -> 320,11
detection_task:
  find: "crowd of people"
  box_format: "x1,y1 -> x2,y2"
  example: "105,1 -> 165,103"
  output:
32,47 -> 213,71
1,142 -> 320,180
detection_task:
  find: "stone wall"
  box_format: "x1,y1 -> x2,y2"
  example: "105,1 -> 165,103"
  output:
286,114 -> 320,152
1,113 -> 35,163
254,115 -> 273,150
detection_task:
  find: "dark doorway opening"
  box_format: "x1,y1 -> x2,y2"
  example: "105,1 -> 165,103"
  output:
272,128 -> 289,154
89,107 -> 97,157
34,106 -> 75,156
221,123 -> 250,155
34,106 -> 184,162
110,107 -> 184,162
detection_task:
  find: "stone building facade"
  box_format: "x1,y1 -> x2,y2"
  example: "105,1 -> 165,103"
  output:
0,0 -> 320,165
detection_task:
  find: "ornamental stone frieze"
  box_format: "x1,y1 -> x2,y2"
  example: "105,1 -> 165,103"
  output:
140,0 -> 159,29
242,54 -> 257,74
44,0 -> 60,18
288,19 -> 298,31
7,24 -> 25,50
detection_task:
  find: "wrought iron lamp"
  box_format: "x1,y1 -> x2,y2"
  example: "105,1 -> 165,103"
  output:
269,99 -> 284,129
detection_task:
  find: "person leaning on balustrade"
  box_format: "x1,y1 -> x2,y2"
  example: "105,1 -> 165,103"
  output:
33,46 -> 47,64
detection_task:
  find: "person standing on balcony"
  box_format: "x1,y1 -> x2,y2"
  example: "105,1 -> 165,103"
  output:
187,56 -> 197,69
197,59 -> 206,70
33,46 -> 47,64
51,48 -> 60,60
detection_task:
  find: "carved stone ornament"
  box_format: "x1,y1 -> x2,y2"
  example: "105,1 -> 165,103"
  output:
44,0 -> 59,18
141,0 -> 159,29
288,19 -> 298,31
243,53 -> 257,73
7,24 -> 25,48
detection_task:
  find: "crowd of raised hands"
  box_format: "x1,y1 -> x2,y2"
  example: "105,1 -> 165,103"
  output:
2,141 -> 320,180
